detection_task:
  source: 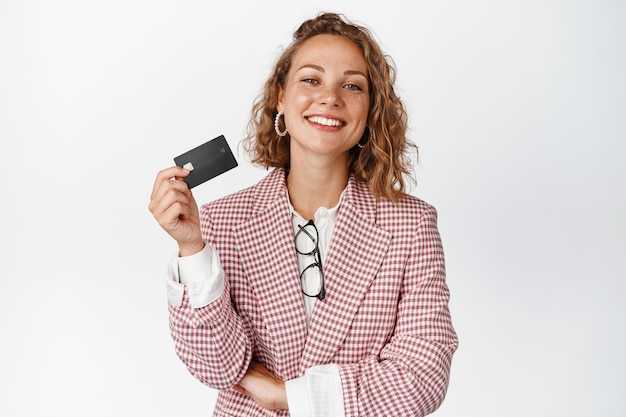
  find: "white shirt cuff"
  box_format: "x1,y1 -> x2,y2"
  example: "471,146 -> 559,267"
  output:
166,244 -> 225,308
286,375 -> 311,417
285,364 -> 345,417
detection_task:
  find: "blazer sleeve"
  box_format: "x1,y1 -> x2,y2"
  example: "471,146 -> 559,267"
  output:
337,205 -> 458,416
167,213 -> 254,390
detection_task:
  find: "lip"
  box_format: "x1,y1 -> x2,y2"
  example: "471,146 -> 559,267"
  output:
305,114 -> 346,128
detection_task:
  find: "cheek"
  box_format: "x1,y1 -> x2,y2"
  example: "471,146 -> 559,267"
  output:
354,99 -> 370,123
284,91 -> 314,116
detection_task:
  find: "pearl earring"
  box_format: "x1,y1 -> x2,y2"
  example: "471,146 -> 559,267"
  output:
274,111 -> 288,137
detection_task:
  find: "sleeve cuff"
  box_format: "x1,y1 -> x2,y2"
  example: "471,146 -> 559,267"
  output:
166,244 -> 225,308
285,364 -> 345,417
285,375 -> 312,417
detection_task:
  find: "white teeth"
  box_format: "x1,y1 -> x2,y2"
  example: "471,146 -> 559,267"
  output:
308,116 -> 343,127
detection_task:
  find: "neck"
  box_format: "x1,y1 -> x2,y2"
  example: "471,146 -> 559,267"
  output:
286,158 -> 349,220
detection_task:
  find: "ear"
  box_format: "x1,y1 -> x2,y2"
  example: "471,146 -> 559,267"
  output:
277,85 -> 285,113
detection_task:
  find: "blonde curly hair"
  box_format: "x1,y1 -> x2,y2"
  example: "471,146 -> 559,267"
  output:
243,12 -> 417,202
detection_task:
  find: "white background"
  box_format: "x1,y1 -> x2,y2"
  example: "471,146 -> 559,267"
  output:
1,0 -> 624,416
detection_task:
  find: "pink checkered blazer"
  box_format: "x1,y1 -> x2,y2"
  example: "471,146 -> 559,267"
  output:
168,168 -> 458,416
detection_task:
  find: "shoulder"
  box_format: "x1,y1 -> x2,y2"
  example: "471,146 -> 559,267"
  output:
349,177 -> 437,229
201,184 -> 255,215
387,193 -> 437,217
377,193 -> 438,233
200,168 -> 285,222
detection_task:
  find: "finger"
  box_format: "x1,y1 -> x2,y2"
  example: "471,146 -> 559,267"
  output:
232,385 -> 248,395
158,202 -> 189,230
150,187 -> 193,222
157,165 -> 190,182
150,166 -> 190,200
149,177 -> 192,216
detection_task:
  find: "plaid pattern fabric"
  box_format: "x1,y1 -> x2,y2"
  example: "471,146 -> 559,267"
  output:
168,168 -> 458,416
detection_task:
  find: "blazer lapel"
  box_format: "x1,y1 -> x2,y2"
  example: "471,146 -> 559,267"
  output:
300,177 -> 391,371
233,169 -> 307,378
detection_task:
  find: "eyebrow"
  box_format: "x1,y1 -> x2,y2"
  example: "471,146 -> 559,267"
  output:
296,64 -> 367,78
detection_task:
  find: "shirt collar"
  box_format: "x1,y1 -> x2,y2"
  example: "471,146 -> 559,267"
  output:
286,187 -> 345,227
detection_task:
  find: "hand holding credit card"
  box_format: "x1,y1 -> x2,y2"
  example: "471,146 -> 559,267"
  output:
173,135 -> 238,189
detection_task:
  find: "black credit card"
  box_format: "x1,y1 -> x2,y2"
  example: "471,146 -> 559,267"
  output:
173,135 -> 238,189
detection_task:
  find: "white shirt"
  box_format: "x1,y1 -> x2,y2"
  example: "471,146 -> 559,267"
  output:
166,195 -> 346,417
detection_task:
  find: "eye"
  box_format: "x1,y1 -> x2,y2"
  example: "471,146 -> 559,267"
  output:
301,78 -> 319,85
344,83 -> 363,91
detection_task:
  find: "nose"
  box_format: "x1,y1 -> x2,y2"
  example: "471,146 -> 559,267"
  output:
318,85 -> 342,107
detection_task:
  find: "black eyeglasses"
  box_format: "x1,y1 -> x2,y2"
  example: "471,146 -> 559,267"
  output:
295,220 -> 326,300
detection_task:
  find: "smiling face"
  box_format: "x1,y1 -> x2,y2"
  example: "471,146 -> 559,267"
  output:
277,34 -> 370,166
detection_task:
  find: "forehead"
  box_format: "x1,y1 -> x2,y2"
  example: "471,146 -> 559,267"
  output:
291,34 -> 367,73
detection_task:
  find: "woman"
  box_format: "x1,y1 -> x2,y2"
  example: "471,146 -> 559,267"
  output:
149,12 -> 457,417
